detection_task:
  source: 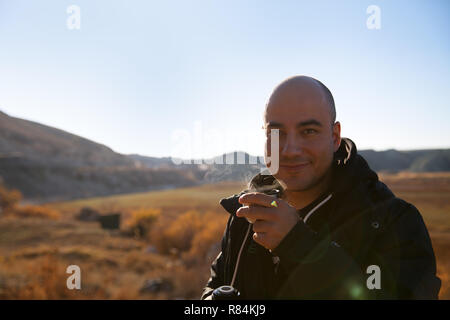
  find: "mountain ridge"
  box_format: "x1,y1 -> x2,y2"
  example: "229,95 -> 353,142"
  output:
1,110 -> 449,202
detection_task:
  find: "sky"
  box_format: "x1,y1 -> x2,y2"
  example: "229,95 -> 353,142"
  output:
0,0 -> 449,159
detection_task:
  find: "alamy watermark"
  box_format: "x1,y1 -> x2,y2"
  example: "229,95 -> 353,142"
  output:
66,265 -> 81,290
169,121 -> 279,175
67,5 -> 81,30
366,264 -> 381,289
366,5 -> 381,30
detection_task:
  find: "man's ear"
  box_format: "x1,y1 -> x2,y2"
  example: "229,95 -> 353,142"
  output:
332,121 -> 341,152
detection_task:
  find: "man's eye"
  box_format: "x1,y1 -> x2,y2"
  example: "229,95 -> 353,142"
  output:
266,129 -> 285,137
303,129 -> 317,134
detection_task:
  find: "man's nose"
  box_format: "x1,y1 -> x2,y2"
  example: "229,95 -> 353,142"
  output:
281,133 -> 304,156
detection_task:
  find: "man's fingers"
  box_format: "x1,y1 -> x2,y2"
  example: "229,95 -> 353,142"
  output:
253,232 -> 270,249
252,220 -> 273,233
236,205 -> 276,222
238,192 -> 279,208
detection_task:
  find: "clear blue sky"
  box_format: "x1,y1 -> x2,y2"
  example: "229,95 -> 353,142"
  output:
0,0 -> 449,159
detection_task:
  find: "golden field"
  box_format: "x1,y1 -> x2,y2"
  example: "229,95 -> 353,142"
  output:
0,173 -> 449,299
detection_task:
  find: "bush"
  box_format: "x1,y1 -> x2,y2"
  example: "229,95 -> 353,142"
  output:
14,205 -> 61,220
150,210 -> 227,262
124,208 -> 161,238
184,213 -> 226,265
0,184 -> 22,214
155,210 -> 203,254
1,252 -> 108,299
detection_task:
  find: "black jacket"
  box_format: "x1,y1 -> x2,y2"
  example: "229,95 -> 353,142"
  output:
201,138 -> 441,299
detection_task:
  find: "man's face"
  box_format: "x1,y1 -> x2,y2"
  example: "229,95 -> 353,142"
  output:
263,81 -> 341,192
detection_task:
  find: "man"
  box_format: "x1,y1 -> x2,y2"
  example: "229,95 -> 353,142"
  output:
201,76 -> 441,299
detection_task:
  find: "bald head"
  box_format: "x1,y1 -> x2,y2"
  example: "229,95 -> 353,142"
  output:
262,75 -> 341,194
266,76 -> 336,127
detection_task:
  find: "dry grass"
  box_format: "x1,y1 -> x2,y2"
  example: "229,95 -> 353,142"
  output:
13,205 -> 61,220
0,182 -> 234,299
0,175 -> 449,299
47,181 -> 247,219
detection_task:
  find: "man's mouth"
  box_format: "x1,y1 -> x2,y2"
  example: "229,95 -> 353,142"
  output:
280,162 -> 310,172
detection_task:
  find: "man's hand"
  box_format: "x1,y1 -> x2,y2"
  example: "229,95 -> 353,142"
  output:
236,192 -> 300,251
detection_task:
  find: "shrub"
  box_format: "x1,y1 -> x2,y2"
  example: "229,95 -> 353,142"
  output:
150,210 -> 227,260
156,210 -> 203,253
0,184 -> 22,214
15,205 -> 61,220
184,212 -> 226,264
1,253 -> 108,299
124,208 -> 161,238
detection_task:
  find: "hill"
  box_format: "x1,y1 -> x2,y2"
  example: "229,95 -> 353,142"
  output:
359,149 -> 450,172
1,109 -> 449,202
0,111 -> 202,202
